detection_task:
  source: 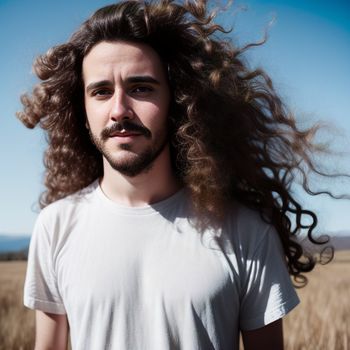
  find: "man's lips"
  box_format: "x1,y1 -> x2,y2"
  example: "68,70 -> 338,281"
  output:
109,130 -> 142,137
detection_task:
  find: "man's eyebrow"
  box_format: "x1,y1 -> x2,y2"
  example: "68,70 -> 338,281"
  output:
126,76 -> 160,85
85,76 -> 161,93
86,80 -> 112,93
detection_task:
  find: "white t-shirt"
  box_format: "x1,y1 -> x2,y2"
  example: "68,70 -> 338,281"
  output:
24,180 -> 299,350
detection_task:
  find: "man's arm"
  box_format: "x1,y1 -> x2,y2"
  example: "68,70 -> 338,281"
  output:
241,318 -> 284,350
34,311 -> 69,350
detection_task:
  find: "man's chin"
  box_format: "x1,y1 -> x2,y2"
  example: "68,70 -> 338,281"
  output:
100,136 -> 168,177
104,152 -> 156,177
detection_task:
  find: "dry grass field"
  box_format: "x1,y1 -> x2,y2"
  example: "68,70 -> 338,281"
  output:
0,261 -> 34,350
0,251 -> 349,350
283,250 -> 350,350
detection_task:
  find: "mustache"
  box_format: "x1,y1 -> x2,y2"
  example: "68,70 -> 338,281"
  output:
100,120 -> 152,141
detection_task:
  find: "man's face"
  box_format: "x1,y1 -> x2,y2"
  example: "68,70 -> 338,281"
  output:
83,40 -> 171,177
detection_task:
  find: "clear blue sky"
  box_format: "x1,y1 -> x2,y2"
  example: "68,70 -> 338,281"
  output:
0,0 -> 349,235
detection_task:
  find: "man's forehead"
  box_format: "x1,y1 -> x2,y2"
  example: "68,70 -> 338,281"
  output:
82,41 -> 164,80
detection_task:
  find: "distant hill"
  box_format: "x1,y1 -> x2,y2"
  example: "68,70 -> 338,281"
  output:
295,231 -> 350,255
334,231 -> 350,237
329,234 -> 350,251
0,234 -> 30,253
0,234 -> 30,260
320,231 -> 350,251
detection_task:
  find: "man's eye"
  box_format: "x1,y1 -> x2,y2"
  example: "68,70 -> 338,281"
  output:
131,86 -> 153,94
92,89 -> 112,96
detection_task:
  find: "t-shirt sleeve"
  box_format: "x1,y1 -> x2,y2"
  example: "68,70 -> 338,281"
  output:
23,211 -> 66,314
239,225 -> 299,331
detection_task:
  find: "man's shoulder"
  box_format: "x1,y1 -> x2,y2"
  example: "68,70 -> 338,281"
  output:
221,201 -> 274,249
227,201 -> 270,231
29,180 -> 99,246
39,179 -> 99,221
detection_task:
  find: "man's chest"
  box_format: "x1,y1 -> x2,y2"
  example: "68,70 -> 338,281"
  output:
54,218 -> 239,323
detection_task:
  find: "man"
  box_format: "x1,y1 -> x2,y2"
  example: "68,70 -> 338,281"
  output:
20,1 -> 326,349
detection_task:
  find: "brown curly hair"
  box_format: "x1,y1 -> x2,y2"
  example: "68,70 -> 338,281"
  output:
17,0 -> 345,285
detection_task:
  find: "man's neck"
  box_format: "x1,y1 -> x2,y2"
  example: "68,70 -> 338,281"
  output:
99,148 -> 182,207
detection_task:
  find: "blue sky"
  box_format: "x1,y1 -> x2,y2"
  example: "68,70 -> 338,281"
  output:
0,0 -> 349,235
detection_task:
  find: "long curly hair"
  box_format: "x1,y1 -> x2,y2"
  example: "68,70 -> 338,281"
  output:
18,0 -> 344,285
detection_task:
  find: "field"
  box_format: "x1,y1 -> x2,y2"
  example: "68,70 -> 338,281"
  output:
0,252 -> 349,350
284,250 -> 350,350
0,262 -> 34,350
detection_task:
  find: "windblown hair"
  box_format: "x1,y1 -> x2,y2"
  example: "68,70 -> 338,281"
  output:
18,0 -> 341,285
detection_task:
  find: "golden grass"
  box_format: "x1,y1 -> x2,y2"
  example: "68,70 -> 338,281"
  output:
0,252 -> 349,349
0,261 -> 35,350
283,250 -> 350,350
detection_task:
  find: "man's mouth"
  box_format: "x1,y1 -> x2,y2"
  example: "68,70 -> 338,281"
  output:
101,121 -> 151,141
109,130 -> 142,137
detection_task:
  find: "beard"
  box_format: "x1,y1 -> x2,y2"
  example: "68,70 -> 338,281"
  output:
88,122 -> 168,177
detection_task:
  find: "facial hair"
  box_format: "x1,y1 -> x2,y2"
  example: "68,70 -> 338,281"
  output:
88,120 -> 168,177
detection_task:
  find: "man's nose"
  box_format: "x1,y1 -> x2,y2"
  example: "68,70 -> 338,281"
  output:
109,91 -> 133,122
